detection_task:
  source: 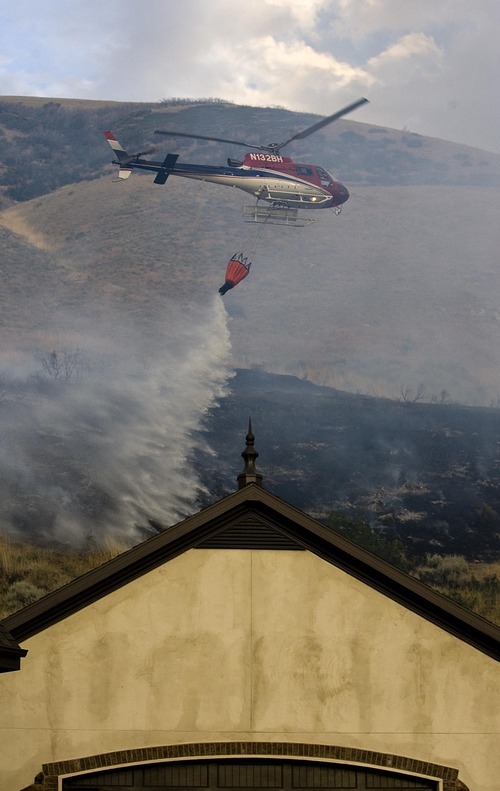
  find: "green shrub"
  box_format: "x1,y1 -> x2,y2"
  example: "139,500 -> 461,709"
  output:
3,579 -> 47,614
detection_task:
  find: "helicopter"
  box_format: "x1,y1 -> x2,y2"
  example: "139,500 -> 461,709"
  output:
104,97 -> 368,226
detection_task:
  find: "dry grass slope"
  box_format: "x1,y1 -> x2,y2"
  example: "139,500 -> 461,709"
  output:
0,536 -> 127,618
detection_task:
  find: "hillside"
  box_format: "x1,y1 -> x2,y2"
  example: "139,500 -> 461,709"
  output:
0,98 -> 499,404
1,95 -> 499,205
0,97 -> 499,558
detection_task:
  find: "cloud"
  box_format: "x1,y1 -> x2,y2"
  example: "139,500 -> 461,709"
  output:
203,36 -> 374,111
0,0 -> 499,151
265,0 -> 331,31
369,32 -> 443,71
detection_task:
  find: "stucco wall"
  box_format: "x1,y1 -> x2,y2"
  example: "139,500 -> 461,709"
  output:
1,548 -> 499,790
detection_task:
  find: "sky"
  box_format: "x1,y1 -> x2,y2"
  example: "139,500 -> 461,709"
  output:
0,0 -> 499,153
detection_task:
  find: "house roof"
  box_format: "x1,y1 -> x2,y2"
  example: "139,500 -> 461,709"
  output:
3,482 -> 500,661
0,622 -> 27,672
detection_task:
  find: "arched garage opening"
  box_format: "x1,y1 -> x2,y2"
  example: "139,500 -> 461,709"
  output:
41,744 -> 464,791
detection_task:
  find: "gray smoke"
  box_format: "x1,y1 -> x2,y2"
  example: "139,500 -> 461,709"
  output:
0,296 -> 232,546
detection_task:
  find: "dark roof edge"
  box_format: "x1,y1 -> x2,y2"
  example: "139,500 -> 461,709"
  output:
0,623 -> 28,672
3,485 -> 500,661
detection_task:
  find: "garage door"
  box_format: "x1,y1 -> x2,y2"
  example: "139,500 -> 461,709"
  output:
63,758 -> 436,790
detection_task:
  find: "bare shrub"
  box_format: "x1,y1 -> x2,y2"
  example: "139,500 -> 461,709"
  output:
33,347 -> 91,384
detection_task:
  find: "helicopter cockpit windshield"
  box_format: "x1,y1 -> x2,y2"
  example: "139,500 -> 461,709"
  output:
315,166 -> 336,186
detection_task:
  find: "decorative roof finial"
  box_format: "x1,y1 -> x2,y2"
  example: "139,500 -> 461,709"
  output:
237,417 -> 263,489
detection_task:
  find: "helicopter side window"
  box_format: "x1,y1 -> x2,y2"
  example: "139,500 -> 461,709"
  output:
296,166 -> 313,176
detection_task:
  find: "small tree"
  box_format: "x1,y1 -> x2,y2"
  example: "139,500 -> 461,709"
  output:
33,347 -> 90,384
429,389 -> 451,404
400,383 -> 425,403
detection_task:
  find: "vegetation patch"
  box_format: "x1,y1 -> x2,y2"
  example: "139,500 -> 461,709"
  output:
0,536 -> 125,617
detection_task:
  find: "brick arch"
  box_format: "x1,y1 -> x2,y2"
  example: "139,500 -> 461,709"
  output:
38,742 -> 465,791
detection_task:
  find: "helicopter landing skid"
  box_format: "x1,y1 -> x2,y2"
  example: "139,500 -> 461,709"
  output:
243,204 -> 315,227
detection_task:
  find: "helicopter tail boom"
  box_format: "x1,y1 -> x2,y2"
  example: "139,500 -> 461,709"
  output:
104,131 -> 179,184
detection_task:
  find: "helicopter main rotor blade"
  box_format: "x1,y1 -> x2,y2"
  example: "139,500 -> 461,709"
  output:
277,97 -> 369,151
154,129 -> 261,150
155,97 -> 369,155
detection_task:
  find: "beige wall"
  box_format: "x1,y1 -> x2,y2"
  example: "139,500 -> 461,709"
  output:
1,548 -> 499,790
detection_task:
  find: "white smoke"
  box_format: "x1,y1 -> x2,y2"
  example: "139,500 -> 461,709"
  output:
0,296 -> 233,546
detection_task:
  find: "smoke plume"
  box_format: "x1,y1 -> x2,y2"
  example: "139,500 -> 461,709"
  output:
0,296 -> 232,546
